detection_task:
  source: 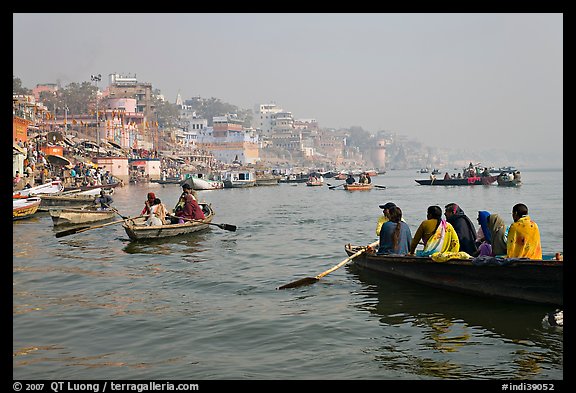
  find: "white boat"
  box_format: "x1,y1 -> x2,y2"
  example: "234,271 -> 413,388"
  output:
222,170 -> 256,188
13,197 -> 42,220
181,174 -> 224,191
13,179 -> 64,198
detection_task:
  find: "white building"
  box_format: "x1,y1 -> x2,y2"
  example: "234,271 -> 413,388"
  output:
253,103 -> 283,135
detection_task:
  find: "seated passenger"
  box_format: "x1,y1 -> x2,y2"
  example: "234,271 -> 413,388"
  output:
409,205 -> 459,256
377,206 -> 412,255
507,203 -> 542,259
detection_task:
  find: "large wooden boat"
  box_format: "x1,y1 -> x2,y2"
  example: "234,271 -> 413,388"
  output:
415,175 -> 498,186
63,177 -> 122,192
344,244 -> 563,306
13,197 -> 42,220
123,203 -> 215,241
344,183 -> 373,191
38,188 -> 114,209
50,207 -> 116,226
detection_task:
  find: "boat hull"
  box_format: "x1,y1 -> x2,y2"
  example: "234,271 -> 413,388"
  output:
345,245 -> 562,306
50,208 -> 116,226
123,203 -> 214,241
181,176 -> 224,190
344,183 -> 373,191
13,197 -> 41,220
415,176 -> 497,186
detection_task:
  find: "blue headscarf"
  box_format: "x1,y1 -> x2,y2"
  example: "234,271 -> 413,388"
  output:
477,211 -> 491,243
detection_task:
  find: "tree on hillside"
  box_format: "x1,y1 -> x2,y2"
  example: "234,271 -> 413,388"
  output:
187,96 -> 253,127
37,81 -> 95,116
13,76 -> 31,95
153,95 -> 180,128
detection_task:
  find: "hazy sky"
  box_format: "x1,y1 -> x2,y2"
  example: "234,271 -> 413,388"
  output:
13,13 -> 563,161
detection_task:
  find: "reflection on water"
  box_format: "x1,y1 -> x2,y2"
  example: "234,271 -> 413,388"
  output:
347,264 -> 563,379
14,169 -> 563,379
121,230 -> 211,256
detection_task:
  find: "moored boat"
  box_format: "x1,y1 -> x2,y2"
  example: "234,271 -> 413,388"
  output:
13,179 -> 64,198
50,207 -> 117,226
38,188 -> 114,209
180,174 -> 224,190
344,244 -> 563,306
123,203 -> 215,241
222,170 -> 256,188
255,172 -> 281,186
13,197 -> 42,220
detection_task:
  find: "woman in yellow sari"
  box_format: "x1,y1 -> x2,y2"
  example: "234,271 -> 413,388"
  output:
507,203 -> 542,259
410,205 -> 460,256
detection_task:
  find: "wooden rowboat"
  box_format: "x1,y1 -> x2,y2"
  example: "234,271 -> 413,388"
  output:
123,203 -> 215,241
13,197 -> 42,220
344,244 -> 563,306
50,207 -> 116,226
344,183 -> 373,191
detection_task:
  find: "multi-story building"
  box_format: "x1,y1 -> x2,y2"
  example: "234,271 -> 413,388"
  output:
197,114 -> 260,164
104,73 -> 156,149
253,103 -> 283,135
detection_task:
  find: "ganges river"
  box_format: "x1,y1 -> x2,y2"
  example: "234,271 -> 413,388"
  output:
13,168 -> 564,381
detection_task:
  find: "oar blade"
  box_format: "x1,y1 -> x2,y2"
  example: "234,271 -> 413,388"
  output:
55,226 -> 91,238
220,223 -> 237,232
277,277 -> 319,290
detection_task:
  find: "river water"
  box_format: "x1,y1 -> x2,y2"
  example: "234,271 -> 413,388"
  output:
13,168 -> 563,381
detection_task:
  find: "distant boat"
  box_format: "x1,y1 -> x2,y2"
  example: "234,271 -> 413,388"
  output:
497,171 -> 522,187
489,166 -> 518,174
415,175 -> 498,186
305,177 -> 324,186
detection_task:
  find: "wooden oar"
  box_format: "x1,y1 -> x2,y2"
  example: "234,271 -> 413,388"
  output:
374,185 -> 386,189
328,183 -> 345,190
277,240 -> 380,289
166,214 -> 237,232
103,203 -> 130,219
55,216 -> 144,238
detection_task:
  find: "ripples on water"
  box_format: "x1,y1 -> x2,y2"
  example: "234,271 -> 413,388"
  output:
13,169 -> 563,380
